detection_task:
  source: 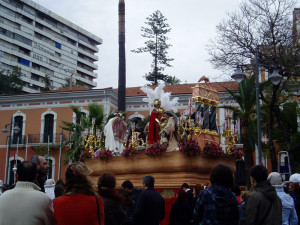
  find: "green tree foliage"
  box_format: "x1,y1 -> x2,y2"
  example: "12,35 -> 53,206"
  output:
219,76 -> 257,187
42,74 -> 54,91
164,75 -> 181,85
61,104 -> 105,163
0,66 -> 23,94
208,0 -> 299,172
132,10 -> 180,85
62,77 -> 85,88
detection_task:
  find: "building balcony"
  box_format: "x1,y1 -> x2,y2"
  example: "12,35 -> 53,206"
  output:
27,133 -> 67,144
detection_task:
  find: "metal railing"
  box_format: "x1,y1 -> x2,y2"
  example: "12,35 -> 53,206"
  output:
27,133 -> 66,144
7,135 -> 26,145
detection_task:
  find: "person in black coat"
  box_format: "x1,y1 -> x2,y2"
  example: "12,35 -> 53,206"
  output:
119,180 -> 142,225
133,176 -> 165,225
98,173 -> 127,225
169,189 -> 193,225
181,183 -> 194,207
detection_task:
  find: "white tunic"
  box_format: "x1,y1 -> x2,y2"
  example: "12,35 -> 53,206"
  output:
104,118 -> 125,154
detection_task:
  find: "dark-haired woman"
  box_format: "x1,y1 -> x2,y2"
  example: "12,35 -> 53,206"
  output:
54,162 -> 105,225
169,189 -> 193,225
98,173 -> 126,225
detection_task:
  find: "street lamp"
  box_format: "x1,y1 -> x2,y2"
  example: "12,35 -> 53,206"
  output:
231,48 -> 282,164
2,117 -> 21,183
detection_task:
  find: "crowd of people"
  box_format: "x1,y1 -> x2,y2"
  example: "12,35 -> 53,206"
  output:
0,155 -> 299,225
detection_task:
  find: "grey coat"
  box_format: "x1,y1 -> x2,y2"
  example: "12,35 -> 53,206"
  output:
240,181 -> 282,225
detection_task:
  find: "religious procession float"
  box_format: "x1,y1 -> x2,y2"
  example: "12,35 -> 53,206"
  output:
82,81 -> 243,190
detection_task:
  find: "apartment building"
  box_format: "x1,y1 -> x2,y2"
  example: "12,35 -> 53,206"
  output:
0,0 -> 102,93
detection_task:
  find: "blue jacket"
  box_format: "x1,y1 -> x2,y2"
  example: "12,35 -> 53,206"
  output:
133,188 -> 165,225
276,188 -> 298,225
193,185 -> 239,225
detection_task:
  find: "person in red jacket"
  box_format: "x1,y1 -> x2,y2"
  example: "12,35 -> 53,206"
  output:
54,162 -> 105,225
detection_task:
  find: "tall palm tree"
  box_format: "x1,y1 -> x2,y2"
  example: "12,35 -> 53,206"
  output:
220,76 -> 257,187
118,0 -> 126,112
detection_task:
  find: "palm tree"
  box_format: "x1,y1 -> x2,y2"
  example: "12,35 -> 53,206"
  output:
118,0 -> 126,112
220,76 -> 257,187
165,76 -> 181,85
61,104 -> 105,163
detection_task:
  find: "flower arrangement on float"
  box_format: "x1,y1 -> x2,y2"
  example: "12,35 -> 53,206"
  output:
94,148 -> 114,159
203,142 -> 225,157
203,142 -> 244,160
179,139 -> 201,156
228,146 -> 244,160
145,142 -> 167,156
79,150 -> 93,161
121,146 -> 141,157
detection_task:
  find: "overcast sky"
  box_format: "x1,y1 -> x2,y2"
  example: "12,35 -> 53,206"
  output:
35,0 -> 296,89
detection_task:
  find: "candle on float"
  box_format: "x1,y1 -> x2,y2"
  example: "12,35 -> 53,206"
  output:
177,117 -> 181,126
92,117 -> 96,124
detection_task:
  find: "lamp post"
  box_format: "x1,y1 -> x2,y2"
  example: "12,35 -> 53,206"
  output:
2,116 -> 21,183
231,48 -> 282,164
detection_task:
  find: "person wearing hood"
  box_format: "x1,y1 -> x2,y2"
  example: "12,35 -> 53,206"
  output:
193,164 -> 239,225
240,165 -> 282,225
268,172 -> 298,225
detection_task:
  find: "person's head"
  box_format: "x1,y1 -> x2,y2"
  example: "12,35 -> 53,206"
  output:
177,189 -> 188,203
193,184 -> 204,197
181,183 -> 189,191
289,173 -> 300,192
267,172 -> 283,187
97,173 -> 116,191
142,175 -> 154,190
121,180 -> 134,193
55,184 -> 65,198
65,162 -> 95,196
164,111 -> 174,118
98,173 -> 124,203
250,165 -> 268,186
16,161 -> 38,182
283,182 -> 290,194
31,155 -> 49,174
210,164 -> 234,189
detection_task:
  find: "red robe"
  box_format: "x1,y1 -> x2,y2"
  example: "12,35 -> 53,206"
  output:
148,110 -> 161,144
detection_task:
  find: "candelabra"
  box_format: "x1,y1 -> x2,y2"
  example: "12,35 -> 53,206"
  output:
128,129 -> 146,149
82,118 -> 101,158
180,114 -> 196,140
222,112 -> 239,154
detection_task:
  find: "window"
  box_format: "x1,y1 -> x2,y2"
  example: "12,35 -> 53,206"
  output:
14,33 -> 32,46
18,57 -> 30,67
43,114 -> 54,143
55,42 -> 61,49
12,116 -> 23,144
